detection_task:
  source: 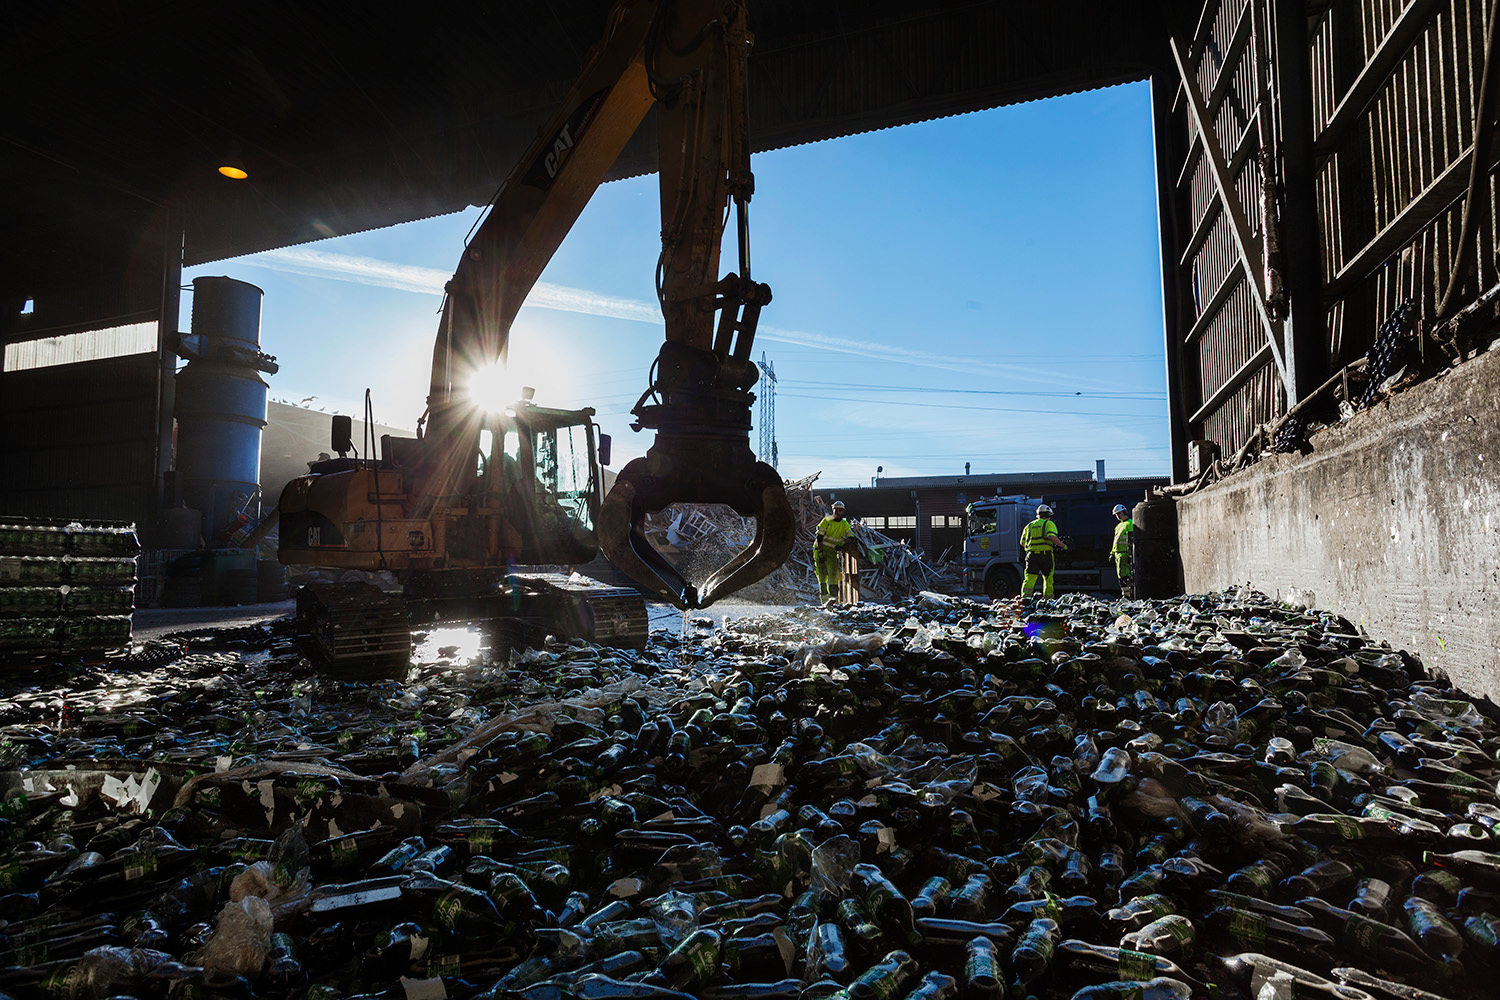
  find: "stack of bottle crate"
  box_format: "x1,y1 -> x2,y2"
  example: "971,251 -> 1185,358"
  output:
0,517 -> 138,664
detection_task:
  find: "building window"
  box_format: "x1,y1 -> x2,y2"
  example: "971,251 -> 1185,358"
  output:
886,516 -> 915,529
3,320 -> 156,371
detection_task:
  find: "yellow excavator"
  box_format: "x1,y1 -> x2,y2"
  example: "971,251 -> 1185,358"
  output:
277,0 -> 793,670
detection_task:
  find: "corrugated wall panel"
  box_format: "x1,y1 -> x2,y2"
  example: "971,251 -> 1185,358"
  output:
1165,0 -> 1499,466
0,353 -> 159,529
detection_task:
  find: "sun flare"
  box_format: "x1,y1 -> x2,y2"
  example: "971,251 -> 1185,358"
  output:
465,336 -> 573,413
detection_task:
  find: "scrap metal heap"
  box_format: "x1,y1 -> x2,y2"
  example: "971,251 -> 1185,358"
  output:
2,589 -> 1499,998
642,474 -> 956,604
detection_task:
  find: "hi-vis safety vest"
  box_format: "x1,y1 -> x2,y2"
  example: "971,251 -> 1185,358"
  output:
817,516 -> 853,551
1113,518 -> 1134,555
1021,518 -> 1059,554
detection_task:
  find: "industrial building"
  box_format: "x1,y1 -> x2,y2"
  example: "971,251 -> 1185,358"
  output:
3,4 -> 1500,997
825,466 -> 1167,560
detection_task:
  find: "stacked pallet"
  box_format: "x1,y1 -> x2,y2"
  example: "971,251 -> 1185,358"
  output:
0,517 -> 139,664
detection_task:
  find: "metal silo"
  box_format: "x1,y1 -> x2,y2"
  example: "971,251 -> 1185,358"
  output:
175,276 -> 278,545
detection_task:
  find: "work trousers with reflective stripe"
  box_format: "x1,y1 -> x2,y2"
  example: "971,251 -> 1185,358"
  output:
1114,552 -> 1133,597
814,549 -> 841,599
1023,549 -> 1055,597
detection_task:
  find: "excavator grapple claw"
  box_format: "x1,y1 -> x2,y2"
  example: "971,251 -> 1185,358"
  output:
599,446 -> 794,610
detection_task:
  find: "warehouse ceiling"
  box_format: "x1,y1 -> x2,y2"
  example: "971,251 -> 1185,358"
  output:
3,0 -> 1167,322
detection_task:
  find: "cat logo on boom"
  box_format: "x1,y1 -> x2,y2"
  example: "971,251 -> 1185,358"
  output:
544,125 -> 575,179
523,88 -> 609,191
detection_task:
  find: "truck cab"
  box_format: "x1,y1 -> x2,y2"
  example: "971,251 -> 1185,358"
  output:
963,495 -> 1039,598
964,492 -> 1128,598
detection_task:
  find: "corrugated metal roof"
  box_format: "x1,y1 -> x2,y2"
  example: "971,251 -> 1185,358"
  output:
3,0 -> 1161,303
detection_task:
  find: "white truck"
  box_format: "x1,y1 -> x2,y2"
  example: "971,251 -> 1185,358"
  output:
962,493 -> 1125,598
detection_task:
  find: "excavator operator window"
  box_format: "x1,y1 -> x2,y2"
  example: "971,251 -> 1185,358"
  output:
477,429 -> 493,477
533,424 -> 595,535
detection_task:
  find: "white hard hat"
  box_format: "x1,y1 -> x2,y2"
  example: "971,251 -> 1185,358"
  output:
1113,504 -> 1129,515
1036,504 -> 1053,517
831,500 -> 845,510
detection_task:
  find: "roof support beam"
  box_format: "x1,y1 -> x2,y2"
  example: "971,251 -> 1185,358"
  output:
1170,32 -> 1291,400
1151,71 -> 1192,484
1271,0 -> 1330,402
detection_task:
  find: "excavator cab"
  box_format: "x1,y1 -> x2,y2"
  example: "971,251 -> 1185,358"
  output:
279,399 -> 607,577
476,400 -> 607,567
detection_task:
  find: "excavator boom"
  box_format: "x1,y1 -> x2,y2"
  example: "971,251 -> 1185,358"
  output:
281,0 -> 792,634
427,0 -> 793,608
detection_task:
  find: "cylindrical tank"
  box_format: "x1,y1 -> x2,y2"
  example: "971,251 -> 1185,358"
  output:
175,277 -> 268,544
1132,497 -> 1183,599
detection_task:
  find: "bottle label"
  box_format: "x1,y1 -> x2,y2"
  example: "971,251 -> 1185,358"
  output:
124,849 -> 158,882
401,975 -> 448,1000
434,889 -> 464,928
1333,815 -> 1366,840
1117,948 -> 1157,982
686,938 -> 718,980
329,836 -> 358,869
41,966 -> 85,1000
1344,914 -> 1382,953
1423,870 -> 1462,892
749,763 -> 786,791
1228,910 -> 1266,947
425,953 -> 461,978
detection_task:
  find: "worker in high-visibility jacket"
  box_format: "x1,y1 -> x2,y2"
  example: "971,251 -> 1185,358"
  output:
1111,503 -> 1134,598
814,500 -> 854,603
1020,503 -> 1068,598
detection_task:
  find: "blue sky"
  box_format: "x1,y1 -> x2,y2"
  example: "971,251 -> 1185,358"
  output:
184,81 -> 1168,486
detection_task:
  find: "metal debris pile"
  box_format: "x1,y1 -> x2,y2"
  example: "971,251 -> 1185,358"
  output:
644,474 -> 956,603
1,589 -> 1498,1000
1173,298 -> 1492,493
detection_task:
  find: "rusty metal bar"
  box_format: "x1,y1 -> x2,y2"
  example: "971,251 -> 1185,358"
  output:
1324,141 -> 1500,301
1170,31 -> 1291,397
1312,0 -> 1440,159
1189,342 -> 1273,424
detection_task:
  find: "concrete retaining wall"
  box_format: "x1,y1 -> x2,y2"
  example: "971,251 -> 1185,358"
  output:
1177,346 -> 1500,705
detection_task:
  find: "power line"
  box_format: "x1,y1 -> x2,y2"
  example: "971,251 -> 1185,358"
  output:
775,392 -> 1164,417
781,380 -> 1166,399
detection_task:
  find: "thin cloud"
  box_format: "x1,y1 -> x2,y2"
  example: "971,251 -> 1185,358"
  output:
240,246 -> 1122,389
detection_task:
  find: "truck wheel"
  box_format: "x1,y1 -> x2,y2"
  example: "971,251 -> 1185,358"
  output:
985,566 -> 1021,599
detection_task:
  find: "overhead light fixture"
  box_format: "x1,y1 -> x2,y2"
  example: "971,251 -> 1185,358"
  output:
217,141 -> 248,180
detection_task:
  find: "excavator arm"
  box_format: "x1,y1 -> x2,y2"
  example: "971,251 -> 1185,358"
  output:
426,0 -> 792,609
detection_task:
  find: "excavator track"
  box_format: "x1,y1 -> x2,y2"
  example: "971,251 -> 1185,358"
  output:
296,582 -> 411,679
298,574 -> 647,677
512,573 -> 649,650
